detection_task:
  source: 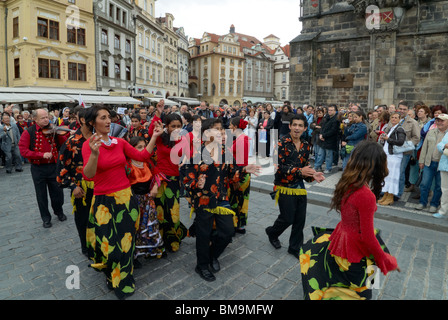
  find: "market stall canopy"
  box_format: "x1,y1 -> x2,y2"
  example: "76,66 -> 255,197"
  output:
67,95 -> 143,105
0,93 -> 76,104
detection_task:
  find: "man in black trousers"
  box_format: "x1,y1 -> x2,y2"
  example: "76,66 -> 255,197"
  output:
266,115 -> 325,259
19,109 -> 67,228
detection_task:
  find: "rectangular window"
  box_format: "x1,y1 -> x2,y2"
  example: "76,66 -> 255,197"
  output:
126,66 -> 131,81
78,63 -> 86,81
49,20 -> 59,40
125,39 -> 131,53
114,34 -> 120,49
14,58 -> 20,78
50,60 -> 60,79
67,27 -> 76,44
122,11 -> 127,25
102,60 -> 109,77
68,62 -> 77,80
341,51 -> 350,68
77,28 -> 85,46
101,29 -> 108,45
13,17 -> 19,38
109,4 -> 114,17
37,18 -> 48,38
38,58 -> 60,79
38,58 -> 49,78
115,63 -> 120,79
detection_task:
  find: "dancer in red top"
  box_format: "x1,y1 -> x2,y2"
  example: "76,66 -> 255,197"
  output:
148,101 -> 188,253
299,140 -> 400,300
82,105 -> 163,299
227,117 -> 251,234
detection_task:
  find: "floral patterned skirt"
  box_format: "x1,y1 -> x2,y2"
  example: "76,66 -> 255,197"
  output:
86,187 -> 139,299
134,194 -> 165,258
299,227 -> 390,300
228,172 -> 251,229
154,175 -> 187,252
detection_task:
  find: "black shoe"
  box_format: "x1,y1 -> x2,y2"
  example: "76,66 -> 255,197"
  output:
210,258 -> 220,273
57,213 -> 67,221
43,221 -> 52,228
195,266 -> 216,282
5,170 -> 11,174
265,227 -> 281,249
15,169 -> 23,172
287,248 -> 300,260
235,227 -> 246,234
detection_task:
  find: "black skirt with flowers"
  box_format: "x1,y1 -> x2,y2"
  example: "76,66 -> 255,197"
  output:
299,227 -> 390,300
86,187 -> 139,299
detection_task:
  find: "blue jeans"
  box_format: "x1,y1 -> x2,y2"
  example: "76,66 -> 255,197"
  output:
419,161 -> 442,207
397,154 -> 411,198
314,147 -> 334,171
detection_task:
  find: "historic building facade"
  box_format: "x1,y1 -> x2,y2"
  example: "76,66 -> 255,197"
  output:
157,13 -> 179,99
289,0 -> 448,109
1,0 -> 96,90
134,0 -> 165,97
176,26 -> 190,98
188,31 -> 245,106
93,0 -> 135,94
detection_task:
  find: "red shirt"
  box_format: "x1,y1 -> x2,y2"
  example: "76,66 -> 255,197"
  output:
148,115 -> 185,177
82,137 -> 151,195
328,185 -> 398,275
18,124 -> 65,164
231,134 -> 249,167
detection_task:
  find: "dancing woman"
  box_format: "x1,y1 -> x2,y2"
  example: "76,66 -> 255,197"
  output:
299,141 -> 400,300
228,117 -> 251,234
148,102 -> 188,253
82,105 -> 163,299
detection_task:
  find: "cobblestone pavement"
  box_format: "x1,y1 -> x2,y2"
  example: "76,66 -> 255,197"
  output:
0,163 -> 447,301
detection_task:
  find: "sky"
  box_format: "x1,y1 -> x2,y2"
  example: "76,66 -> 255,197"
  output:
156,0 -> 302,45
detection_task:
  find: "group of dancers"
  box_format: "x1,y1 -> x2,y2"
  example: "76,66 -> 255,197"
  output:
54,103 -> 400,300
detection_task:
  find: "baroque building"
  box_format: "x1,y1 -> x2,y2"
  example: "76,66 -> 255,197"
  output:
0,0 -> 96,90
289,0 -> 448,109
188,31 -> 245,106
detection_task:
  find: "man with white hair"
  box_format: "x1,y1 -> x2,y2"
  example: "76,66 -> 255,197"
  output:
416,113 -> 448,213
19,108 -> 66,228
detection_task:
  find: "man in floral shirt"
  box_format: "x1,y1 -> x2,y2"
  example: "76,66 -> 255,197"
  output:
266,114 -> 325,259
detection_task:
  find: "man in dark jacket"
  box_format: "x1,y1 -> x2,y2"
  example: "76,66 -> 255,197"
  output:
313,105 -> 340,173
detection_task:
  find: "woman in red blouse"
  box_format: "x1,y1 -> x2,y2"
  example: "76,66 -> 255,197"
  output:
228,117 -> 251,234
299,140 -> 400,300
148,102 -> 188,253
82,105 -> 163,299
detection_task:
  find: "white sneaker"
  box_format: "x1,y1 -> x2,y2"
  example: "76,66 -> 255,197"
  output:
324,170 -> 331,174
433,213 -> 444,218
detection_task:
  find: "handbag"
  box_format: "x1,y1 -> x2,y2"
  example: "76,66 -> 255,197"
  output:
393,140 -> 415,154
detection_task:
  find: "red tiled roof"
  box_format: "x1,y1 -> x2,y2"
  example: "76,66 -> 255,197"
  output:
282,44 -> 290,58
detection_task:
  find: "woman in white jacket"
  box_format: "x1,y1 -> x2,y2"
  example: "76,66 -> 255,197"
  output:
434,114 -> 448,218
